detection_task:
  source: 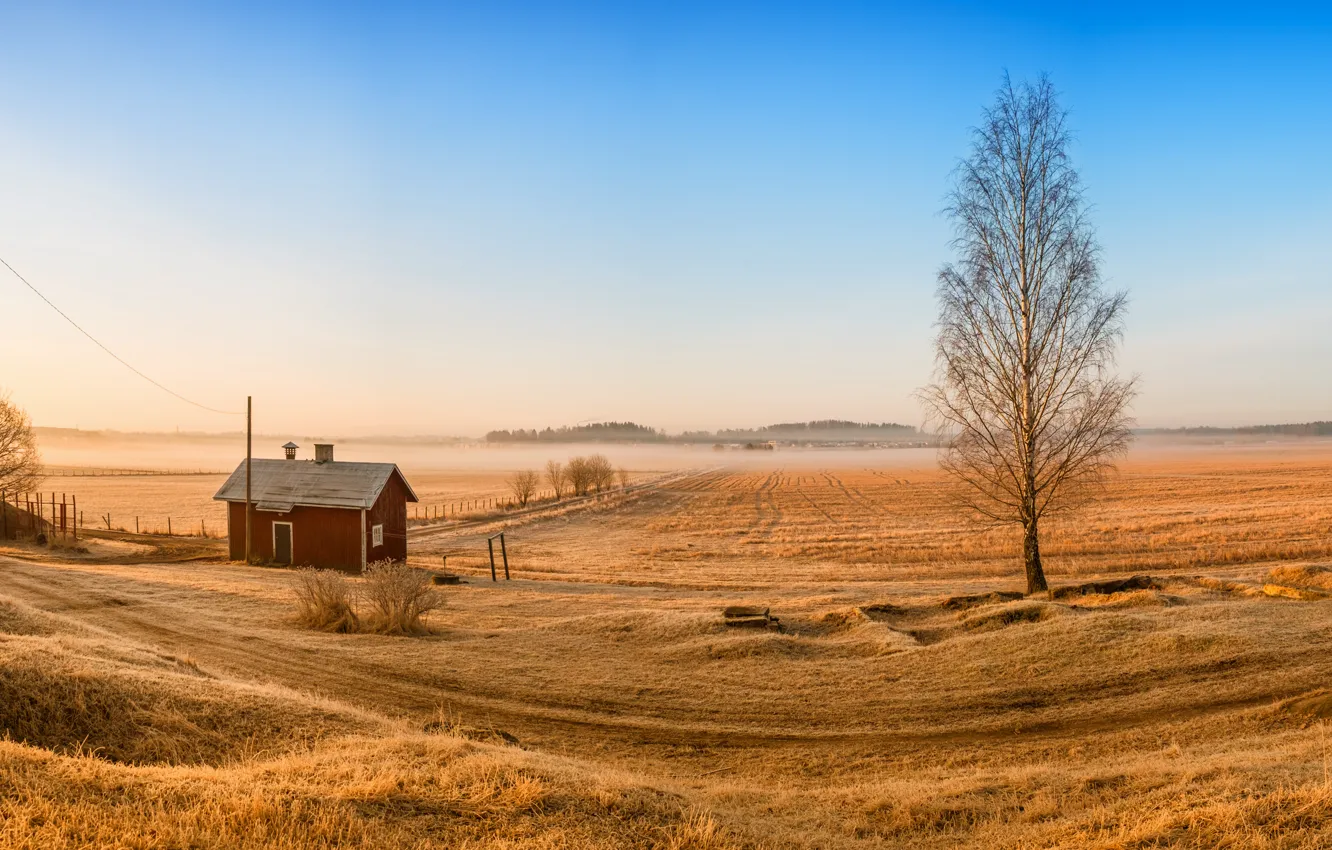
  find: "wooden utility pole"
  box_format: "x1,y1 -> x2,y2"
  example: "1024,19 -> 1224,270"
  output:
245,395 -> 252,564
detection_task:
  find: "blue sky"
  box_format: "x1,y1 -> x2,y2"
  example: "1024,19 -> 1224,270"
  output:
1,2 -> 1329,435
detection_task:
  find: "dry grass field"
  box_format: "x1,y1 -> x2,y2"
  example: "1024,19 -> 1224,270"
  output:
6,440 -> 1332,848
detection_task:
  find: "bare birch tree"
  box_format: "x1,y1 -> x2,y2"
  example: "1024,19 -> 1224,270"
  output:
507,470 -> 539,507
545,460 -> 565,499
565,456 -> 591,496
919,76 -> 1135,595
0,393 -> 41,494
586,454 -> 615,493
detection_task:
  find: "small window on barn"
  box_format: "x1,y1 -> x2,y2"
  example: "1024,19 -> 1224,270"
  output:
372,524 -> 383,548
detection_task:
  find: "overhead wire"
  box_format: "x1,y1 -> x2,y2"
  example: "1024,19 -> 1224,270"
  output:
1,254 -> 243,415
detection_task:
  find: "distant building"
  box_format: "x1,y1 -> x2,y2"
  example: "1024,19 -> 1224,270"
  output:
213,443 -> 418,572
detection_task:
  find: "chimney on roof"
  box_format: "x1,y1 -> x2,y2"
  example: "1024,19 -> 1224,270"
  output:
282,442 -> 299,460
314,443 -> 334,463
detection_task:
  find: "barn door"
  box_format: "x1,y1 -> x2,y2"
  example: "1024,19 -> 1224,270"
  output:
273,523 -> 293,565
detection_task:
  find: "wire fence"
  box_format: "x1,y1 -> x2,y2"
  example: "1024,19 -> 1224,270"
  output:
408,486 -> 626,524
0,490 -> 223,541
42,467 -> 226,477
1,491 -> 77,541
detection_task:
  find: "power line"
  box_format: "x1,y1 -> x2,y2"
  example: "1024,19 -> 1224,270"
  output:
1,254 -> 243,415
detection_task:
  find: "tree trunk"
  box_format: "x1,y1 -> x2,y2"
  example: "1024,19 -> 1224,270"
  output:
1023,519 -> 1048,595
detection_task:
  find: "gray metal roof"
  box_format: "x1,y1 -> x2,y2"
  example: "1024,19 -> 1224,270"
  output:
213,459 -> 419,511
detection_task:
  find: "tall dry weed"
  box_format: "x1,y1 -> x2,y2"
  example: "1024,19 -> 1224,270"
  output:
360,560 -> 442,636
291,569 -> 359,633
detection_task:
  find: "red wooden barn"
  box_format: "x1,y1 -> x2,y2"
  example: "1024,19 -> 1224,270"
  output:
213,443 -> 418,572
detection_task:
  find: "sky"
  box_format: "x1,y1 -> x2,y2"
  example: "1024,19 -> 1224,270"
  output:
1,1 -> 1329,436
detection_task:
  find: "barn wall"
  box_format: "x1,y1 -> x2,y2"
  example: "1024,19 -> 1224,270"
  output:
227,502 -> 249,561
225,502 -> 363,572
366,471 -> 411,563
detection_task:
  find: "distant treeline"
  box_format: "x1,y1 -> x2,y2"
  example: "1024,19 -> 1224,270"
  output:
485,422 -> 667,443
1140,422 -> 1332,437
486,420 -> 919,444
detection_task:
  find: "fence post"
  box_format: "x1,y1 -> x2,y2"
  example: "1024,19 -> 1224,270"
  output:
72,495 -> 77,540
136,516 -> 139,534
167,517 -> 172,537
488,536 -> 497,582
1,490 -> 6,540
500,532 -> 510,580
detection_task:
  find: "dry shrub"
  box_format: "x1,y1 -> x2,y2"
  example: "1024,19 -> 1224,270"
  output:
292,569 -> 359,633
360,560 -> 442,636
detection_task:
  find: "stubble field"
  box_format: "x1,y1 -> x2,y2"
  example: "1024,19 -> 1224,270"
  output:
6,439 -> 1332,848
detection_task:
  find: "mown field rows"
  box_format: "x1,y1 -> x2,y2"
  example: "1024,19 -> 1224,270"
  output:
417,446 -> 1332,588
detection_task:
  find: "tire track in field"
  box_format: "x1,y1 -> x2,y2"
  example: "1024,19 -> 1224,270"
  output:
842,474 -> 889,518
752,470 -> 784,539
824,471 -> 882,516
795,488 -> 838,524
818,471 -> 876,522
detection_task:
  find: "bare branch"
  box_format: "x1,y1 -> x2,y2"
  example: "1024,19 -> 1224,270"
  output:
0,392 -> 42,494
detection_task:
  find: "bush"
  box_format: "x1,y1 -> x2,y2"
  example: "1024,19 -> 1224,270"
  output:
508,469 -> 539,507
360,560 -> 442,636
565,453 -> 616,496
291,569 -> 359,633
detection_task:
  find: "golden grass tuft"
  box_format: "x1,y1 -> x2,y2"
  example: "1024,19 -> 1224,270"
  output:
360,560 -> 443,636
290,563 -> 444,636
291,569 -> 360,633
